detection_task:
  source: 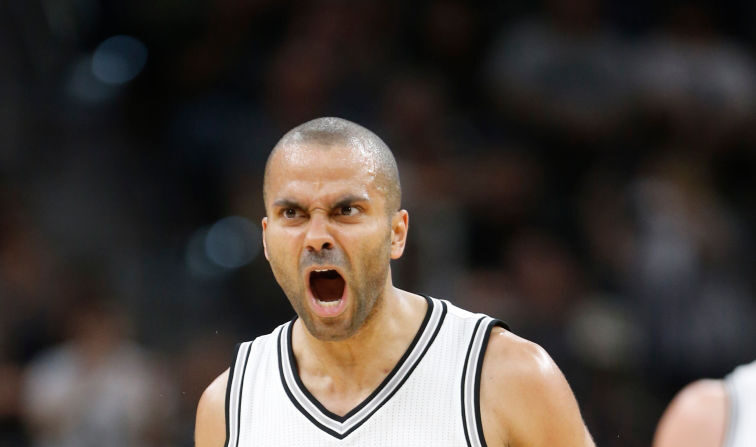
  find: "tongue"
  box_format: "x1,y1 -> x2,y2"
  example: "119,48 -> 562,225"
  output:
311,271 -> 345,302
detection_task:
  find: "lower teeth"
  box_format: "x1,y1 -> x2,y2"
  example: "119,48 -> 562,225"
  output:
316,298 -> 341,307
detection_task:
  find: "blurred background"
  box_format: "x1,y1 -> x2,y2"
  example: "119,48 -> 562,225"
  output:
1,0 -> 756,445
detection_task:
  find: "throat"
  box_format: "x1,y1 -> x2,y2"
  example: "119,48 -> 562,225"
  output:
298,362 -> 390,417
292,320 -> 397,417
290,291 -> 429,417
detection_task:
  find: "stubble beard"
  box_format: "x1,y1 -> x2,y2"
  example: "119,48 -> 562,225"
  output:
269,238 -> 392,342
311,260 -> 389,341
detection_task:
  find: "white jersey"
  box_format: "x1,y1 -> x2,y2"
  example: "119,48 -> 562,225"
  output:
224,296 -> 506,446
724,360 -> 756,447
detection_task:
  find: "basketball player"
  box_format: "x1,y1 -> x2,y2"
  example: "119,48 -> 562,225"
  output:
653,360 -> 756,447
195,117 -> 594,446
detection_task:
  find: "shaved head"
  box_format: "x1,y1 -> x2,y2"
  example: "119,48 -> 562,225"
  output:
263,117 -> 401,213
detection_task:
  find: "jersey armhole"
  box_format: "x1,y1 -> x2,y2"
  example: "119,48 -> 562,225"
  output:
225,341 -> 253,447
461,317 -> 509,447
224,343 -> 241,447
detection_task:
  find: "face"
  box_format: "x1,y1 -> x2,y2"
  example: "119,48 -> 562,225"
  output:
262,143 -> 408,341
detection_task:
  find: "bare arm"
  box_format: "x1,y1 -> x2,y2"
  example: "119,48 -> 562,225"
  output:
480,327 -> 594,447
195,369 -> 229,447
653,379 -> 727,447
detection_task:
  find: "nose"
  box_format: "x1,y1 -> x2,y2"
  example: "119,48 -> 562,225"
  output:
303,213 -> 334,253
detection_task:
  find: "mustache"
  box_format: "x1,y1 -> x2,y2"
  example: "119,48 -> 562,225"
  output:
299,247 -> 347,272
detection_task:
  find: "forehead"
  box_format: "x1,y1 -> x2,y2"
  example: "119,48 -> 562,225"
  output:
266,143 -> 382,202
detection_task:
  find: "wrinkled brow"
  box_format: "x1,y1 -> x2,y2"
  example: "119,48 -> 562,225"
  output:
272,194 -> 369,210
332,194 -> 370,209
272,198 -> 303,209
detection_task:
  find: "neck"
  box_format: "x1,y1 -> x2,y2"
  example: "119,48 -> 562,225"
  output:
290,286 -> 427,414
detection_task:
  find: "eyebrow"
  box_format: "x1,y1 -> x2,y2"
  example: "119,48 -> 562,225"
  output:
272,194 -> 369,210
272,198 -> 303,209
332,194 -> 369,209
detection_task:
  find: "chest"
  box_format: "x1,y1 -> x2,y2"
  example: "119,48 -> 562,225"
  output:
241,343 -> 467,446
225,301 -> 500,447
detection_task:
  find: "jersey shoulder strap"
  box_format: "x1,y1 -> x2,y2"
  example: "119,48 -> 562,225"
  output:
457,308 -> 508,447
224,324 -> 286,447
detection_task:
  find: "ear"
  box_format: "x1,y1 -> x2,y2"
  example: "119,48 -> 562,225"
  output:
390,210 -> 409,260
261,217 -> 270,261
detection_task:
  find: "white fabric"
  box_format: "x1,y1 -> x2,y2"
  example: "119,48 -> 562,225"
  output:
225,296 -> 502,446
725,360 -> 756,447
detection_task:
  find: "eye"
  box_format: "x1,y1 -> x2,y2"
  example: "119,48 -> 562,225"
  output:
338,206 -> 360,217
282,208 -> 302,219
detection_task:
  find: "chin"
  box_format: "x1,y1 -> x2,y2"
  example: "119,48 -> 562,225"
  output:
302,317 -> 357,342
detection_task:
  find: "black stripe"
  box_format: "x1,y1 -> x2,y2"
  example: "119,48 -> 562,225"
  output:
288,295 -> 436,423
473,319 -> 508,447
278,326 -> 345,438
335,300 -> 448,439
461,317 -> 485,447
223,343 -> 241,447
234,343 -> 252,447
279,295 -> 444,439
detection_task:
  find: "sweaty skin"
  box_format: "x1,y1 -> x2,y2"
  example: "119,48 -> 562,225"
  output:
196,117 -> 594,447
264,142 -> 400,341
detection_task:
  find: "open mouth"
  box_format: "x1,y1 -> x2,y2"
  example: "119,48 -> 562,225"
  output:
309,269 -> 346,308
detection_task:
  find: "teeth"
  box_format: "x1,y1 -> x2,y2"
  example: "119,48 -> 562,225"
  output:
316,298 -> 342,307
313,269 -> 333,273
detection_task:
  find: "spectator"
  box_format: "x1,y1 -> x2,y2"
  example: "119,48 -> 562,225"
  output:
22,280 -> 176,447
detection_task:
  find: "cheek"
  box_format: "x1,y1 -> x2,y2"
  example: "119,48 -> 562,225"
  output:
265,229 -> 301,272
349,226 -> 392,270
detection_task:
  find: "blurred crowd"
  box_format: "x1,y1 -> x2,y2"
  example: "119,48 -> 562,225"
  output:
1,0 -> 756,446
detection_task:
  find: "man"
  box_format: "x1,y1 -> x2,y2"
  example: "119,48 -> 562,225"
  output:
195,117 -> 594,446
653,360 -> 756,447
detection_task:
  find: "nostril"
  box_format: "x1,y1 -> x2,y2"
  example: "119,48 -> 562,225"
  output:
306,242 -> 333,252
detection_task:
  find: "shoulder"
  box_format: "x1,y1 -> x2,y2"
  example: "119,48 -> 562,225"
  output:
653,379 -> 727,447
195,369 -> 229,447
480,327 -> 593,447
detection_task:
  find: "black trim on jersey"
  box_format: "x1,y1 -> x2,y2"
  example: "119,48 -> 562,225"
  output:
224,343 -> 241,447
461,317 -> 485,447
278,295 -> 447,439
234,345 -> 253,447
473,319 -> 507,447
288,295 -> 435,422
277,329 -> 344,438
